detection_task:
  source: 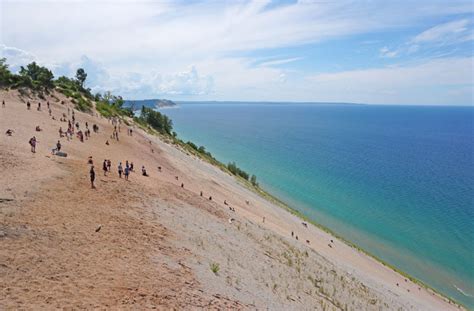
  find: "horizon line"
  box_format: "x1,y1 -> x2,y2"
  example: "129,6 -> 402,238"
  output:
124,99 -> 474,107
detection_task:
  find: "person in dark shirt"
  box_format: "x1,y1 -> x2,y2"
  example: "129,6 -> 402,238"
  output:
90,166 -> 96,189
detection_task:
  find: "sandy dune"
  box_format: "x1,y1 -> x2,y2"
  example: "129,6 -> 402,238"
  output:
0,90 -> 463,310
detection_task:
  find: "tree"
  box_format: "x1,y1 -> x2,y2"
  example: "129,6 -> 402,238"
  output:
75,68 -> 87,88
0,58 -> 13,88
138,106 -> 173,135
162,114 -> 173,135
250,174 -> 258,187
19,62 -> 54,90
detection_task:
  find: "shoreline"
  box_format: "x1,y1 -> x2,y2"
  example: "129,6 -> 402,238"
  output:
167,124 -> 466,309
155,129 -> 465,310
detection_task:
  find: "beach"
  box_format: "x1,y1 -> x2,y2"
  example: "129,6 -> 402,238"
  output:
0,89 -> 463,310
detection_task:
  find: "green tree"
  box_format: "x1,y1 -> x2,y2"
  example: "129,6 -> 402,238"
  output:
162,114 -> 173,135
19,62 -> 54,90
0,58 -> 13,88
76,68 -> 87,88
250,174 -> 258,187
139,107 -> 173,135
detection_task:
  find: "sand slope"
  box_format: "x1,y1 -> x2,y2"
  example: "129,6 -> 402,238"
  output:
0,90 -> 462,310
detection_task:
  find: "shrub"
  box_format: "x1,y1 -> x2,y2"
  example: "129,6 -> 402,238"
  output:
210,262 -> 220,275
227,162 -> 249,180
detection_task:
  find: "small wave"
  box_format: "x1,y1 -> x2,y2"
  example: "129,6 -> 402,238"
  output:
453,284 -> 474,297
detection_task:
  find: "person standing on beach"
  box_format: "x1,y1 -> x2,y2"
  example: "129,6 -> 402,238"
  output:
118,162 -> 123,178
37,102 -> 41,111
90,166 -> 96,189
29,136 -> 37,153
124,165 -> 130,181
27,101 -> 31,110
56,140 -> 61,153
103,160 -> 108,176
2,100 -> 5,108
107,159 -> 111,172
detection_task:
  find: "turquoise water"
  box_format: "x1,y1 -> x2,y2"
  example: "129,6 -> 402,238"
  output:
163,103 -> 474,307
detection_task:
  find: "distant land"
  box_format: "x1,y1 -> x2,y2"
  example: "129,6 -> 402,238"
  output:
124,99 -> 177,110
177,101 -> 364,105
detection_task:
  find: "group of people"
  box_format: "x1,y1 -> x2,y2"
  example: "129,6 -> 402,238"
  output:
88,157 -> 150,188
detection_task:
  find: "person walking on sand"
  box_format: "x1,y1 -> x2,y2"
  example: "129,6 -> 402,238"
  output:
27,101 -> 31,110
90,165 -> 96,189
118,162 -> 123,178
37,102 -> 41,111
29,136 -> 37,153
107,159 -> 111,172
2,100 -> 5,108
124,165 -> 130,181
103,159 -> 108,176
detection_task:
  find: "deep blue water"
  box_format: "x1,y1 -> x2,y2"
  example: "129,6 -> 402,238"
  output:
163,103 -> 474,307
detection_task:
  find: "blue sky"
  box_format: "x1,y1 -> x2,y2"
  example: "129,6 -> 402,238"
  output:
0,0 -> 473,105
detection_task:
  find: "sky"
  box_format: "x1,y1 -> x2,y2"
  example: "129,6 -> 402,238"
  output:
0,0 -> 473,105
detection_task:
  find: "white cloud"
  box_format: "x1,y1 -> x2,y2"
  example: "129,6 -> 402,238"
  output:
2,0 -> 472,65
304,57 -> 473,105
0,44 -> 36,70
378,19 -> 473,60
259,57 -> 303,67
412,19 -> 471,44
379,46 -> 398,58
155,66 -> 214,96
87,63 -> 213,99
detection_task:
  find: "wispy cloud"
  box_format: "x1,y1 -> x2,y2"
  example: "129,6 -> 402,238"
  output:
379,47 -> 399,58
259,57 -> 303,67
411,19 -> 472,44
378,19 -> 473,61
306,57 -> 473,105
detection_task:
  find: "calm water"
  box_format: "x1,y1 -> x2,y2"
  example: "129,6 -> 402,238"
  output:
164,103 -> 474,307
